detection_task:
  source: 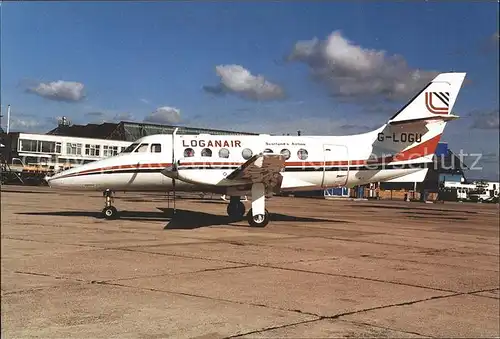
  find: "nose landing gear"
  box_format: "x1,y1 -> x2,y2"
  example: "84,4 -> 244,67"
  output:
102,189 -> 119,219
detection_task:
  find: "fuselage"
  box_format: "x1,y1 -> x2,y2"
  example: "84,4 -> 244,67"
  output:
46,124 -> 436,194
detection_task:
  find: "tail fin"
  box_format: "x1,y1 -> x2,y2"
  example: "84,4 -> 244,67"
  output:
373,72 -> 466,163
388,72 -> 466,124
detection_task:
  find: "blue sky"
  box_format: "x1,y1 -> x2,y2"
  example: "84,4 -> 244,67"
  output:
1,1 -> 498,179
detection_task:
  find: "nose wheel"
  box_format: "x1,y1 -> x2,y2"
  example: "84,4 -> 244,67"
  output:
102,206 -> 118,219
102,189 -> 119,220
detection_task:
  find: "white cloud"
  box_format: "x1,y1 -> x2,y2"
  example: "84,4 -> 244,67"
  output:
10,117 -> 41,130
26,80 -> 86,102
286,30 -> 438,102
5,113 -> 50,133
144,106 -> 181,124
194,114 -> 379,136
114,112 -> 134,121
83,111 -> 134,124
470,109 -> 499,129
204,64 -> 285,101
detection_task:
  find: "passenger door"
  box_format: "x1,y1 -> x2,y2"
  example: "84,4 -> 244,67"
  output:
322,144 -> 349,187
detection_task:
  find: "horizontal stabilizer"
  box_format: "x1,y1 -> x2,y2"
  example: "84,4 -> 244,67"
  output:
385,168 -> 429,183
388,114 -> 460,126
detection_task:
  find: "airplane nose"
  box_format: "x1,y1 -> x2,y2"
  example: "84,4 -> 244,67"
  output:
44,175 -> 51,186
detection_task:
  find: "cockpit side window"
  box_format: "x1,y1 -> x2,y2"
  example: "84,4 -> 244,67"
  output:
123,143 -> 139,153
134,143 -> 149,153
151,144 -> 162,153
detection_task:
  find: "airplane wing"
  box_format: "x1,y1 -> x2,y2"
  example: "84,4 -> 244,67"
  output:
161,153 -> 286,192
225,153 -> 286,191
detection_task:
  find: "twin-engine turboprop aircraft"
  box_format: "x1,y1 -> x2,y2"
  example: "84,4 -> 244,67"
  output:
46,72 -> 466,227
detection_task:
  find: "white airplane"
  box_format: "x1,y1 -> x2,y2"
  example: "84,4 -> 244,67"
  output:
46,72 -> 466,227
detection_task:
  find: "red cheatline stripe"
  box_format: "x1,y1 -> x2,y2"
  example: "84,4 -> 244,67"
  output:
53,134 -> 441,179
54,162 -> 172,179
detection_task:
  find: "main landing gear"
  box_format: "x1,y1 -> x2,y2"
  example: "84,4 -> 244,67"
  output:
102,189 -> 119,220
227,196 -> 246,220
226,183 -> 271,227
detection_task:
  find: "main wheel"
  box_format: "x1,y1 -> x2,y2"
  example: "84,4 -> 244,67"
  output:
227,201 -> 246,220
246,208 -> 270,227
102,206 -> 119,220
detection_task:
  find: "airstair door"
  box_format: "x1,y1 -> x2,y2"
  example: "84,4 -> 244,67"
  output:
162,128 -> 179,186
322,144 -> 349,188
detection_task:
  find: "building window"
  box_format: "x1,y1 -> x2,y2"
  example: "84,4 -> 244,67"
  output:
151,144 -> 162,153
39,141 -> 56,153
280,149 -> 291,160
55,142 -> 62,154
219,148 -> 230,158
19,139 -> 37,152
103,145 -> 119,157
201,148 -> 212,157
184,148 -> 195,157
67,143 -> 82,155
85,144 -> 100,157
242,148 -> 253,160
297,149 -> 308,160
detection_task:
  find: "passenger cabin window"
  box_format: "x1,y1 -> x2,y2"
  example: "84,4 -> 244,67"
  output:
263,148 -> 273,154
201,148 -> 212,157
297,149 -> 308,160
280,149 -> 291,160
242,148 -> 253,160
184,148 -> 195,157
123,143 -> 139,153
134,143 -> 149,153
151,144 -> 162,153
219,148 -> 230,158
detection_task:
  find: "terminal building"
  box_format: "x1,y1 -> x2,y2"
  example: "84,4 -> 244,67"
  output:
1,117 -> 257,172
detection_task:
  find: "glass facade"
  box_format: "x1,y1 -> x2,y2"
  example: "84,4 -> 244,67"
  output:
114,122 -> 257,141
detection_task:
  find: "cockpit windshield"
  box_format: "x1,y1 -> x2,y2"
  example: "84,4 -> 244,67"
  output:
134,143 -> 149,152
122,143 -> 139,153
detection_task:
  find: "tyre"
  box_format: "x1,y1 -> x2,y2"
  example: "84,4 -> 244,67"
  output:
246,208 -> 270,227
227,201 -> 246,219
102,206 -> 119,220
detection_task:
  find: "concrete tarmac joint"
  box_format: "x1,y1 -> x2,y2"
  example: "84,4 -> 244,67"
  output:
1,185 -> 499,338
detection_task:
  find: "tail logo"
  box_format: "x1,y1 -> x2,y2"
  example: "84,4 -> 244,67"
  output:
425,91 -> 449,114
